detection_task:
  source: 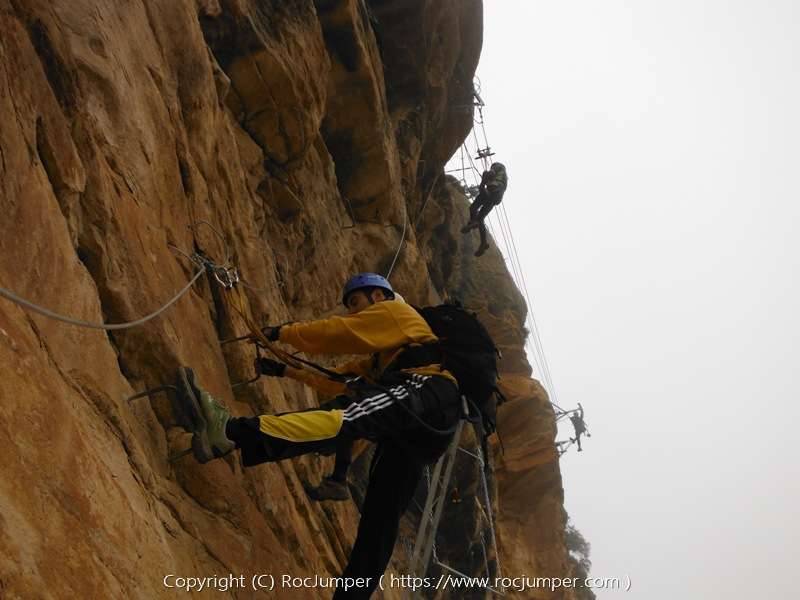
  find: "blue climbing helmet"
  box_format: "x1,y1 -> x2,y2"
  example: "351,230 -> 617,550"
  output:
342,273 -> 395,305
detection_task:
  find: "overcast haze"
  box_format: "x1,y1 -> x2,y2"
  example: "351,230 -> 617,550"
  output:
472,2 -> 799,598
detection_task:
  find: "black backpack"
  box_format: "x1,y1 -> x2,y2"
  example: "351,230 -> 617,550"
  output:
393,301 -> 505,437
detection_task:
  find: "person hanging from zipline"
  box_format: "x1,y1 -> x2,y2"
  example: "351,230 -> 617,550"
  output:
461,162 -> 508,257
173,273 -> 463,599
569,403 -> 590,452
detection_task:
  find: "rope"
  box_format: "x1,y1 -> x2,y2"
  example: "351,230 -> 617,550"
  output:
384,203 -> 408,280
189,220 -> 232,265
165,246 -> 312,376
412,188 -> 433,231
179,226 -> 361,386
221,285 -> 357,385
224,287 -> 306,371
0,269 -> 205,331
476,444 -> 503,582
460,144 -> 468,190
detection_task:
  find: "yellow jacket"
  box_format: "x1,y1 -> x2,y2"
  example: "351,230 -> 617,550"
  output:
279,300 -> 457,396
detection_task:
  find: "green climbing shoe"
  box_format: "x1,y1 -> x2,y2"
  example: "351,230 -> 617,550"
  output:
176,367 -> 234,463
303,477 -> 350,502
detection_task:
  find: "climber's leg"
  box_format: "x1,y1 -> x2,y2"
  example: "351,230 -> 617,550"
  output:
332,444 -> 423,599
475,221 -> 490,256
176,367 -> 457,468
303,437 -> 355,501
462,192 -> 488,232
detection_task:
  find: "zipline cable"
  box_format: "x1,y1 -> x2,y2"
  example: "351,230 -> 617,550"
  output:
498,202 -> 560,404
495,201 -> 560,404
461,139 -> 554,386
465,148 -> 544,373
464,123 -> 560,404
488,203 -> 551,388
459,128 -> 560,405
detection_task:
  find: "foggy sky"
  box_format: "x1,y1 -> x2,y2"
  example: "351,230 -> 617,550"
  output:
476,2 -> 799,598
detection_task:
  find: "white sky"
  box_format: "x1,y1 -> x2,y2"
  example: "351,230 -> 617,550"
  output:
474,2 -> 800,598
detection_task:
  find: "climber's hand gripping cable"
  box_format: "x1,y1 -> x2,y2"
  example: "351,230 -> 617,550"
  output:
261,325 -> 281,342
255,357 -> 286,378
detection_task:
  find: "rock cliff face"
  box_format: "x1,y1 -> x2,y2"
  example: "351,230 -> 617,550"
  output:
0,1 -> 575,598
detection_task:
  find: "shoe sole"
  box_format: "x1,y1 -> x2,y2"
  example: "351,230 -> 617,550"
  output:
175,367 -> 214,464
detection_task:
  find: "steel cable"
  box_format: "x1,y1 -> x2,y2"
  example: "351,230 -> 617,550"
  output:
0,269 -> 205,331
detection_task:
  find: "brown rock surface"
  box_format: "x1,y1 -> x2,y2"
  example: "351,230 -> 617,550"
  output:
1,1 -> 576,598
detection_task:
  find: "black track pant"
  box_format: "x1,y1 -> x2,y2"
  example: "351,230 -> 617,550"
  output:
225,374 -> 461,599
331,437 -> 355,481
332,444 -> 423,599
468,191 -> 502,247
226,374 -> 459,465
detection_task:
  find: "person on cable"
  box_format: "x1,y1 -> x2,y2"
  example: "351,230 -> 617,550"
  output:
461,162 -> 508,257
174,273 -> 461,599
569,403 -> 590,452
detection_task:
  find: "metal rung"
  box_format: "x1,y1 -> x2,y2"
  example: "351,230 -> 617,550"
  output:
220,334 -> 254,345
232,374 -> 260,389
169,447 -> 193,462
127,384 -> 177,402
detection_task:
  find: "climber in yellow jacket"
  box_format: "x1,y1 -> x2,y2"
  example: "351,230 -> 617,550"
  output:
175,273 -> 461,600
254,291 -> 412,502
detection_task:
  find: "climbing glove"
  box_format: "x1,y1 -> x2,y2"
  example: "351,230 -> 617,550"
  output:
255,358 -> 286,377
261,325 -> 281,342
